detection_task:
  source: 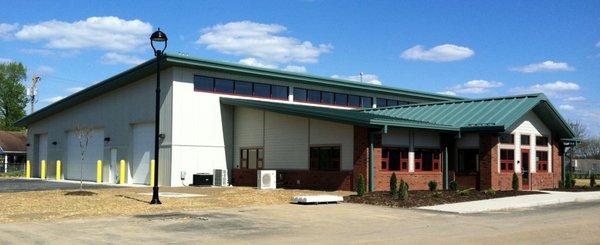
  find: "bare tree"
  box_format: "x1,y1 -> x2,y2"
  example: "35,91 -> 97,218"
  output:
74,124 -> 93,191
570,121 -> 600,159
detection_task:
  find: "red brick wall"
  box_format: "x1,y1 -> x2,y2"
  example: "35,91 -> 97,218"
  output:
353,126 -> 369,191
232,169 -> 353,191
451,172 -> 478,189
479,133 -> 498,190
530,137 -> 562,189
375,171 -> 443,191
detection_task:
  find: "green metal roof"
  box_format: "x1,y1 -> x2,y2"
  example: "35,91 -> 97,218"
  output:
362,93 -> 575,138
220,98 -> 457,131
15,53 -> 459,126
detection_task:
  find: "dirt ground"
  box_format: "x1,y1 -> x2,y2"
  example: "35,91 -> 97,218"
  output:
0,185 -> 350,222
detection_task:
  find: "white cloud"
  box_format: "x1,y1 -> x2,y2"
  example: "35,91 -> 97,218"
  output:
197,21 -> 332,65
66,87 -> 85,93
36,65 -> 55,75
564,96 -> 586,102
238,57 -> 277,69
332,74 -> 382,85
101,52 -> 144,65
0,57 -> 12,63
514,81 -> 580,95
445,80 -> 503,95
559,104 -> 575,111
15,16 -> 152,52
400,44 -> 474,62
43,96 -> 64,103
510,60 -> 574,73
437,91 -> 457,96
283,65 -> 306,73
0,23 -> 18,39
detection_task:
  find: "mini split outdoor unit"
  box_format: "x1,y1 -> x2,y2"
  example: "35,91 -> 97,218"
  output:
213,169 -> 228,186
257,170 -> 276,189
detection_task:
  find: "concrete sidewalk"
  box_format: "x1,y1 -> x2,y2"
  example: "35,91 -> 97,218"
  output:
418,191 -> 600,214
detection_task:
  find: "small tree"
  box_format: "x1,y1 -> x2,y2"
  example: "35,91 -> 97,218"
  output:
357,175 -> 366,197
428,180 -> 437,191
399,179 -> 409,200
512,173 -> 519,191
389,173 -> 398,197
75,124 -> 93,191
591,174 -> 596,188
449,181 -> 459,191
564,171 -> 575,188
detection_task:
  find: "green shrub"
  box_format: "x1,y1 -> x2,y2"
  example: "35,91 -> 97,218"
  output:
389,173 -> 398,197
399,179 -> 409,200
357,175 -> 366,197
432,191 -> 442,198
428,180 -> 438,191
565,172 -> 576,188
449,181 -> 459,191
484,188 -> 496,196
458,188 -> 474,196
512,173 -> 519,191
591,174 -> 596,188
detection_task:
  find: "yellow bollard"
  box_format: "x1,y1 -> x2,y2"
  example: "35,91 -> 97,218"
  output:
97,160 -> 102,183
150,160 -> 155,186
26,160 -> 31,178
41,160 -> 46,179
56,160 -> 61,180
119,160 -> 126,184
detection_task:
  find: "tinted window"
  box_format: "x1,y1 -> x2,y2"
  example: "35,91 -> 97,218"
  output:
397,101 -> 409,106
334,93 -> 348,106
348,95 -> 360,107
376,98 -> 387,107
361,97 -> 373,108
254,83 -> 270,97
194,76 -> 213,92
293,88 -> 307,102
387,100 -> 399,106
271,85 -> 288,100
321,92 -> 334,104
536,136 -> 549,146
308,90 -> 321,103
234,81 -> 252,95
499,134 -> 514,144
214,79 -> 234,93
521,135 -> 530,145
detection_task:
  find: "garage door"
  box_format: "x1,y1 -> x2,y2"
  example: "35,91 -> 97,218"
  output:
36,134 -> 48,178
132,123 -> 154,184
66,129 -> 104,181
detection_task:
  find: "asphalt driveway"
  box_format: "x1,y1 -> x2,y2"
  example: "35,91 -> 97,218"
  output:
0,178 -> 118,192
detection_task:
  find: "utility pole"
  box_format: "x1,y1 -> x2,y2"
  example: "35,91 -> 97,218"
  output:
359,72 -> 364,83
29,75 -> 40,114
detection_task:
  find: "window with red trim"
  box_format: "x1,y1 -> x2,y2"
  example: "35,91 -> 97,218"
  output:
536,151 -> 548,171
239,148 -> 264,169
382,147 -> 408,171
500,149 -> 515,172
414,149 -> 441,171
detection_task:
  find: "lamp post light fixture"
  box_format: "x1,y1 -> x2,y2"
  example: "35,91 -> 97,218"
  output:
149,28 -> 167,205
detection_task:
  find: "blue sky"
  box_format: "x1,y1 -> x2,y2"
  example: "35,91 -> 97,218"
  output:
1,1 -> 599,135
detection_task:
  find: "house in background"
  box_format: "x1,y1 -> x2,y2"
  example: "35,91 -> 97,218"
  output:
0,131 -> 27,173
15,54 -> 576,191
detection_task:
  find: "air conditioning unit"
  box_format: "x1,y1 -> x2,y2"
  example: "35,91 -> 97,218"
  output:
257,170 -> 276,189
213,169 -> 228,186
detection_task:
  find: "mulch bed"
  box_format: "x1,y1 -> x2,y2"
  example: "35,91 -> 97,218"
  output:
544,186 -> 600,192
345,190 -> 545,208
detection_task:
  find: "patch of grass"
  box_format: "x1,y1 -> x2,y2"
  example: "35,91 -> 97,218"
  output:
0,171 -> 25,178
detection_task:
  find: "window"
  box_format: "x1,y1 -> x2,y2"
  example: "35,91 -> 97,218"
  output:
500,149 -> 515,172
457,149 -> 478,172
309,146 -> 340,171
334,93 -> 348,106
499,133 -> 514,144
307,90 -> 321,103
239,148 -> 264,169
253,83 -> 270,97
536,151 -> 548,171
382,147 -> 408,171
521,135 -> 530,145
194,76 -> 214,92
361,97 -> 373,108
214,78 -> 234,93
536,136 -> 549,146
387,100 -> 399,106
321,91 -> 334,104
414,150 -> 441,171
376,98 -> 387,108
271,85 -> 288,100
348,95 -> 360,107
234,81 -> 253,96
293,88 -> 307,102
397,101 -> 409,106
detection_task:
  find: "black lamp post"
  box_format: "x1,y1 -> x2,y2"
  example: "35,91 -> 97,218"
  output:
150,28 -> 167,205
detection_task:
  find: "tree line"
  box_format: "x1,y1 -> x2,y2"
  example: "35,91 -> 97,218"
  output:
571,121 -> 600,159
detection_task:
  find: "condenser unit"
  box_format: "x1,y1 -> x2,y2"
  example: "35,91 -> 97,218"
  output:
213,169 -> 228,186
257,170 -> 276,189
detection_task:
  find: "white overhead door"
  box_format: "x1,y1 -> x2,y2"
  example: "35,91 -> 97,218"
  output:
132,123 -> 154,184
36,134 -> 48,178
66,129 -> 104,181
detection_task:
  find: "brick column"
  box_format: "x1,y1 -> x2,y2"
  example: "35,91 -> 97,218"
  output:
479,133 -> 498,190
353,126 -> 369,191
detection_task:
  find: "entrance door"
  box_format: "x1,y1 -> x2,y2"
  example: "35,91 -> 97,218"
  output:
521,150 -> 530,190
